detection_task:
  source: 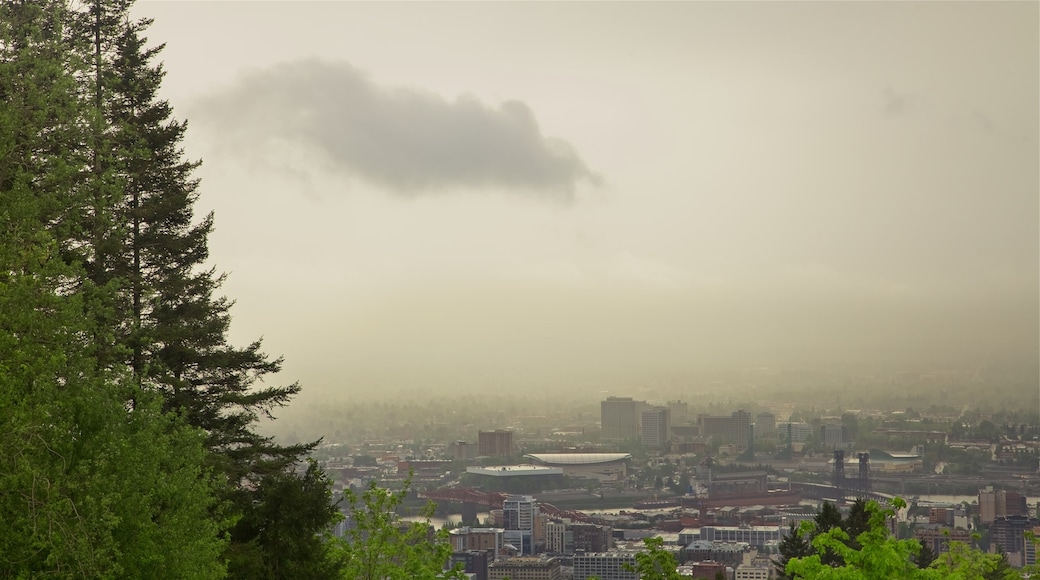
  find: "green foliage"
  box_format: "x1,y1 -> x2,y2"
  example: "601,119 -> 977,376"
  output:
331,477 -> 465,580
1,0 -> 334,576
786,498 -> 1024,580
226,460 -> 341,579
624,536 -> 682,580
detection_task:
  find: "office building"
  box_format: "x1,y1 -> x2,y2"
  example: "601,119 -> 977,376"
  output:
979,487 -> 1007,525
700,415 -> 733,438
479,430 -> 514,457
572,523 -> 612,553
777,422 -> 814,443
503,495 -> 538,555
601,397 -> 646,441
545,520 -> 570,554
450,527 -> 505,560
734,565 -> 771,580
820,424 -> 849,447
914,527 -> 971,554
991,515 -> 1040,567
573,551 -> 639,580
668,400 -> 689,424
641,406 -> 670,448
732,409 -> 751,449
450,550 -> 490,580
488,557 -> 562,580
686,525 -> 784,551
755,412 -> 776,438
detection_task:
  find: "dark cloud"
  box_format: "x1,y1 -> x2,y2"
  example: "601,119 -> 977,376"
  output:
191,59 -> 599,196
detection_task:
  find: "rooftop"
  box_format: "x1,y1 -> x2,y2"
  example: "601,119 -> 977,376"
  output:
525,453 -> 632,465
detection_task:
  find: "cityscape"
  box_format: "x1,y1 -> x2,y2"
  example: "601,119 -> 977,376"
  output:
299,374 -> 1039,579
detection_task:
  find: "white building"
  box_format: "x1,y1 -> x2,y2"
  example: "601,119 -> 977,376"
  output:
572,551 -> 639,580
503,495 -> 538,555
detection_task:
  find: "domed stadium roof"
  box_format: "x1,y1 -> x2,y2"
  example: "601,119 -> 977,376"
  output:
524,453 -> 632,465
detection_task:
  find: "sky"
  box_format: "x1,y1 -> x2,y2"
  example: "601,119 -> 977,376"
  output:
134,1 -> 1038,398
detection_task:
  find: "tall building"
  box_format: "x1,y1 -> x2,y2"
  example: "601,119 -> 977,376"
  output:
755,412 -> 776,438
979,487 -> 1007,525
732,409 -> 751,449
991,515 -> 1040,567
479,430 -> 514,457
699,415 -> 733,438
572,523 -> 612,553
545,520 -> 571,554
820,424 -> 848,448
668,400 -> 689,424
776,422 -> 814,443
601,397 -> 646,441
503,495 -> 538,555
641,407 -> 670,448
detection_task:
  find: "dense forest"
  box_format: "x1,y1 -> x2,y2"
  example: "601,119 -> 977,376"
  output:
0,1 -> 341,576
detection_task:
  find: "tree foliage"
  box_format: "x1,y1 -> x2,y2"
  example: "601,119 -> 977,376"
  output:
786,498 -> 1024,580
332,477 -> 466,580
0,0 -> 333,576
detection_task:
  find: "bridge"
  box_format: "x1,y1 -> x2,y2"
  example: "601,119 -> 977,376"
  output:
418,488 -> 596,523
792,482 -> 895,505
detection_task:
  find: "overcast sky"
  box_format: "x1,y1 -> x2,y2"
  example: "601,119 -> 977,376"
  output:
135,1 -> 1038,397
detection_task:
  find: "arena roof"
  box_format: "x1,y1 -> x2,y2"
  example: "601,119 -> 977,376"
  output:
524,453 -> 632,465
466,465 -> 563,477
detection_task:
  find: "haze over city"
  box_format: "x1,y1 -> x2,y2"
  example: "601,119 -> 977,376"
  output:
135,1 -> 1038,400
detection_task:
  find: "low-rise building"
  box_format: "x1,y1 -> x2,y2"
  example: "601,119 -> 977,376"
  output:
488,556 -> 561,580
573,551 -> 639,580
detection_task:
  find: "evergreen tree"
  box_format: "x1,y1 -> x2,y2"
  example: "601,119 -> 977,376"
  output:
227,460 -> 342,579
774,522 -> 814,579
815,501 -> 845,566
0,3 -> 226,575
67,1 -> 335,575
914,540 -> 938,569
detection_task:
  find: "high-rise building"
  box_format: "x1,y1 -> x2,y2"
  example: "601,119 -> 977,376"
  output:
991,515 -> 1040,567
820,424 -> 848,448
755,412 -> 776,438
503,495 -> 538,555
699,415 -> 733,437
641,407 -> 670,448
544,520 -> 571,554
979,487 -> 1007,525
571,523 -> 612,553
776,422 -> 814,443
479,430 -> 514,457
601,397 -> 646,441
668,400 -> 689,424
1006,491 -> 1029,516
732,409 -> 751,449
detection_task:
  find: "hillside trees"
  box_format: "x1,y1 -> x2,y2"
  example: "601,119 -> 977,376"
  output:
0,1 -> 226,575
70,1 -> 335,575
1,0 -> 337,575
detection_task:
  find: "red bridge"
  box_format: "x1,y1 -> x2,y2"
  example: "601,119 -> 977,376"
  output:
419,488 -> 595,524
